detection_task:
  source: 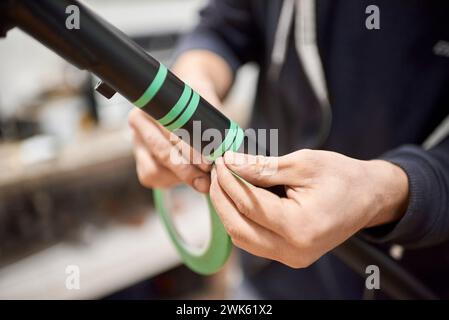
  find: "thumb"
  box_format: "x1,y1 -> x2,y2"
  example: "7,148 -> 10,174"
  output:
223,151 -> 297,187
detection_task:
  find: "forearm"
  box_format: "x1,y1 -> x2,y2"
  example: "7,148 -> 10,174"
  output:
172,50 -> 234,101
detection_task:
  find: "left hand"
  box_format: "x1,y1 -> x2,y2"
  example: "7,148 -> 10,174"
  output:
210,149 -> 409,268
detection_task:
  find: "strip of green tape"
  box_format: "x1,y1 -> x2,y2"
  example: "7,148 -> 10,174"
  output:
153,122 -> 245,275
207,121 -> 238,162
165,92 -> 200,131
231,126 -> 245,152
158,85 -> 192,126
133,63 -> 168,108
153,190 -> 232,275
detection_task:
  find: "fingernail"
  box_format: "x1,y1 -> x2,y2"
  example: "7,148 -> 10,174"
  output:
193,176 -> 209,193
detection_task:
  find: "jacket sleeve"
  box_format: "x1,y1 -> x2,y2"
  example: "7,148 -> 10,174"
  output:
365,135 -> 449,249
173,0 -> 263,73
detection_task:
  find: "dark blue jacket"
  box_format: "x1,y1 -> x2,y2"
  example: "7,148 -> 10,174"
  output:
176,0 -> 449,299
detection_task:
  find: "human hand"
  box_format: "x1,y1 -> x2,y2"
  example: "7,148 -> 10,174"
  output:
210,149 -> 409,268
129,50 -> 233,193
129,73 -> 221,194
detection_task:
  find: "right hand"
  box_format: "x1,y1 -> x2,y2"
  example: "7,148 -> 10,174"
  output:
128,72 -> 221,194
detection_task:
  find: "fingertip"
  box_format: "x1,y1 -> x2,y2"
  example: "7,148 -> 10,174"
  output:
223,151 -> 234,164
209,168 -> 221,204
214,157 -> 228,177
223,151 -> 244,166
215,156 -> 224,165
223,152 -> 257,176
211,166 -> 218,182
198,159 -> 213,172
215,157 -> 233,180
193,175 -> 210,193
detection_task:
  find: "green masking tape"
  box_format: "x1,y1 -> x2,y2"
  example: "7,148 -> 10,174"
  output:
231,126 -> 245,152
157,84 -> 192,126
133,63 -> 168,108
207,121 -> 238,162
165,92 -> 200,132
153,191 -> 232,275
153,121 -> 244,275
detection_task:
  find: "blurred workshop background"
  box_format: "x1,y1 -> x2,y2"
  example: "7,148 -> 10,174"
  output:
0,0 -> 258,299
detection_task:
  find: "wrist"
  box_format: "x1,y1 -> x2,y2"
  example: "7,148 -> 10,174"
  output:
172,50 -> 232,99
364,160 -> 410,228
172,60 -> 214,92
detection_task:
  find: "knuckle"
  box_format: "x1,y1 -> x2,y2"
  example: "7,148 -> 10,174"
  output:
155,144 -> 171,163
227,226 -> 246,244
251,155 -> 268,180
234,198 -> 252,216
297,148 -> 314,158
296,149 -> 319,168
159,149 -> 172,164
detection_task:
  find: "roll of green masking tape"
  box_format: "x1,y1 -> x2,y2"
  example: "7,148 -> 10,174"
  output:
135,62 -> 245,274
153,191 -> 231,275
153,125 -> 244,275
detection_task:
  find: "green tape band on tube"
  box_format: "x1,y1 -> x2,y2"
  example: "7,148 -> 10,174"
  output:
134,63 -> 168,108
231,126 -> 245,152
165,92 -> 200,131
158,85 -> 192,126
207,121 -> 238,162
153,122 -> 245,275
